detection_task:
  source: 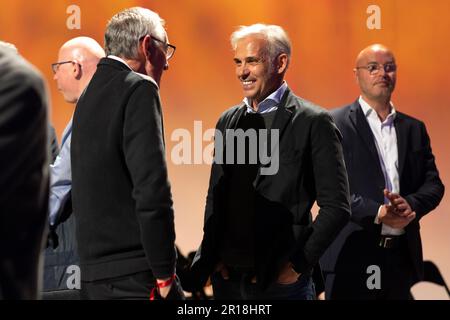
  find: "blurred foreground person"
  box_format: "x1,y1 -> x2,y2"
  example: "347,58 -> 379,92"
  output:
0,42 -> 49,299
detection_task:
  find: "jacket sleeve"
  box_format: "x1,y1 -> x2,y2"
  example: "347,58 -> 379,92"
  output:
122,81 -> 176,279
190,115 -> 227,285
348,193 -> 382,228
405,121 -> 445,220
0,62 -> 49,208
291,112 -> 351,274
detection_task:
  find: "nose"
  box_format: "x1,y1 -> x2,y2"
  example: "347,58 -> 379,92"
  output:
378,65 -> 388,76
237,62 -> 249,79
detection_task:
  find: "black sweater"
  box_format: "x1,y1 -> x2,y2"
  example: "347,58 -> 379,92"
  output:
219,111 -> 277,269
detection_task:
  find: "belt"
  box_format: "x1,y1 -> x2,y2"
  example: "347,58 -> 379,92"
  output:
378,235 -> 405,249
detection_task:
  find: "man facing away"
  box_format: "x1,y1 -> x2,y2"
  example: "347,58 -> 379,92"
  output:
191,24 -> 351,300
43,37 -> 104,297
0,42 -> 49,299
71,7 -> 183,299
321,44 -> 445,300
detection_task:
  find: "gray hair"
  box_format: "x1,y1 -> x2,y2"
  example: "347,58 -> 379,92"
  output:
0,41 -> 18,54
230,24 -> 291,64
105,7 -> 166,59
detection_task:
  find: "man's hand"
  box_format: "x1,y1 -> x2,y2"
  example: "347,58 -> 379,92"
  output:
154,275 -> 185,300
156,277 -> 173,299
378,204 -> 415,229
384,189 -> 414,217
276,262 -> 300,285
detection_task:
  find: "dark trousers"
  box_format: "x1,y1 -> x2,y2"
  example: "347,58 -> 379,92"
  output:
211,269 -> 316,300
80,270 -> 155,300
326,235 -> 414,300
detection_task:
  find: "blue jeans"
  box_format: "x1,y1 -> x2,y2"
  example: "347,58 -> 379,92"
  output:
211,272 -> 316,300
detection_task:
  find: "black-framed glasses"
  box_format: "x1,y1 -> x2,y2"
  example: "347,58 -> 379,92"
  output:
140,35 -> 176,60
51,60 -> 77,74
355,63 -> 397,75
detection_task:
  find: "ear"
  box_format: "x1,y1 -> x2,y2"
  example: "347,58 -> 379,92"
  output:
276,53 -> 288,74
73,60 -> 82,80
140,35 -> 152,61
353,68 -> 359,84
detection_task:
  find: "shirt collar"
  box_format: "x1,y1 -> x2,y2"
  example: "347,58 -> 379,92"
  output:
359,96 -> 396,124
244,81 -> 288,114
107,55 -> 159,90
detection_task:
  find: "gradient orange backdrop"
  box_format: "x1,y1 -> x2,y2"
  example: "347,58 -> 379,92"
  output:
1,0 -> 448,299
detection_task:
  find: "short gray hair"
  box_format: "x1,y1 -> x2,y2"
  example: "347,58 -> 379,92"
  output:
0,41 -> 18,54
105,7 -> 166,59
230,24 -> 291,64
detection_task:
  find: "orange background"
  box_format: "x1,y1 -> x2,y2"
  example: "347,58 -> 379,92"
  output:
1,0 -> 448,299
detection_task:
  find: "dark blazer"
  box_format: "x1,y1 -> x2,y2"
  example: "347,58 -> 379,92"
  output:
71,58 -> 176,281
192,88 -> 351,288
0,48 -> 49,299
321,100 -> 445,281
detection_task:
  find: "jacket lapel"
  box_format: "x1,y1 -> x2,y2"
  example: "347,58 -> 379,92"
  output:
220,104 -> 246,167
226,104 -> 246,130
394,112 -> 409,179
254,89 -> 295,186
348,100 -> 381,164
270,88 -> 296,135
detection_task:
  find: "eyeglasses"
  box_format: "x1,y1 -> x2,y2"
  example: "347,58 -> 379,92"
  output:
140,35 -> 176,60
355,63 -> 397,75
51,60 -> 78,74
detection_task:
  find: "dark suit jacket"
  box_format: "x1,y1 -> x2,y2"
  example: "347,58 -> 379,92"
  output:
321,100 -> 445,281
71,57 -> 176,281
0,48 -> 49,299
192,88 -> 351,288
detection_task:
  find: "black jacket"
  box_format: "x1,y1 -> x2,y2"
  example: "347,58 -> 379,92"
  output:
0,48 -> 49,299
71,58 -> 176,281
192,88 -> 351,288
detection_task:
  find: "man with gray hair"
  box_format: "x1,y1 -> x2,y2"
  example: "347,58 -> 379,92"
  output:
71,7 -> 183,299
192,24 -> 351,299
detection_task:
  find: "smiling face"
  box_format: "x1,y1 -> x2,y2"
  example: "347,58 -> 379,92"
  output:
355,45 -> 397,103
233,35 -> 284,109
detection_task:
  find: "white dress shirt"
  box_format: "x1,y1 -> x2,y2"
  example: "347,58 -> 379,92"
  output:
359,96 -> 404,236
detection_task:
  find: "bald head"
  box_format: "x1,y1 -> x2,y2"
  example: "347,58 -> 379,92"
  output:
354,44 -> 397,107
355,44 -> 395,67
54,37 -> 105,104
